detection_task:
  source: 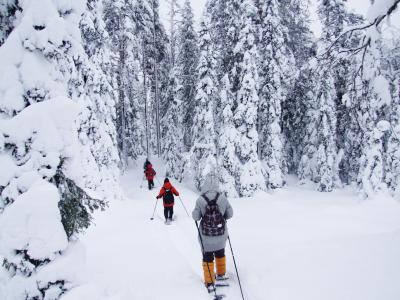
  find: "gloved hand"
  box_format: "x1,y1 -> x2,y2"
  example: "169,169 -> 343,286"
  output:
156,196 -> 160,199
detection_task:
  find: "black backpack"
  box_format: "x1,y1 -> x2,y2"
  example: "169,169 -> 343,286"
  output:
163,188 -> 174,205
200,193 -> 225,236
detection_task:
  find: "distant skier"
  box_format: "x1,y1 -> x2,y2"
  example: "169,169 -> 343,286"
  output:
156,178 -> 180,223
144,160 -> 156,190
143,159 -> 151,171
192,176 -> 233,293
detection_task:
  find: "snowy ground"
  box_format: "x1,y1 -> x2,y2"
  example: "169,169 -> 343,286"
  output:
63,159 -> 400,300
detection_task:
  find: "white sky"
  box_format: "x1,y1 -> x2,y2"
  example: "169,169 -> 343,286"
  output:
159,0 -> 398,37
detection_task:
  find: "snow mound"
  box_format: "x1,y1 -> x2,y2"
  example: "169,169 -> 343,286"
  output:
0,180 -> 68,260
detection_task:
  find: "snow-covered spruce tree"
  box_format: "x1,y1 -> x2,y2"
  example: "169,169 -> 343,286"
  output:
177,0 -> 199,151
256,0 -> 295,189
0,0 -> 20,46
206,0 -> 240,79
356,48 -> 392,198
79,0 -> 120,194
144,0 -> 169,156
0,0 -> 115,298
357,78 -> 390,198
298,0 -> 360,192
383,40 -> 400,196
217,75 -> 240,198
327,0 -> 400,197
278,0 -> 315,68
278,0 -> 317,174
289,65 -> 317,179
318,0 -> 364,184
166,0 -> 180,69
190,17 -> 218,191
205,0 -> 238,139
386,76 -> 400,196
161,67 -> 185,181
231,0 -> 265,196
298,65 -> 339,192
104,0 -> 146,166
132,0 -> 160,158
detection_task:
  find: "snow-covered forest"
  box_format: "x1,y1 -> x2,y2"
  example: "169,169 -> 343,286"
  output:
1,0 -> 400,299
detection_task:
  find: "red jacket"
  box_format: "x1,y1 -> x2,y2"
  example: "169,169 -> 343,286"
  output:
144,164 -> 156,180
157,182 -> 179,207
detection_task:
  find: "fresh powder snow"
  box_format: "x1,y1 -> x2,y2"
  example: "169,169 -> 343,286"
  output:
60,159 -> 400,300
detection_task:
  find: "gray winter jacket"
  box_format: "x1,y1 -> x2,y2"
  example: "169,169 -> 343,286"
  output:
192,190 -> 233,252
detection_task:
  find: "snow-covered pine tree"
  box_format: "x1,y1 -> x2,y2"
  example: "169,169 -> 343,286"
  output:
0,0 -> 20,46
0,0 -> 115,298
79,0 -> 120,195
356,48 -> 392,198
256,0 -> 295,189
315,69 -> 340,192
177,0 -> 199,151
231,0 -> 265,196
278,0 -> 317,174
298,0 -> 360,192
383,39 -> 400,196
190,16 -> 218,191
357,78 -> 390,198
104,0 -> 129,165
386,76 -> 400,196
317,0 -> 364,184
291,65 -> 318,181
206,0 -> 240,79
217,75 -> 240,198
298,64 -> 339,192
160,0 -> 184,179
133,0 -> 157,158
162,66 -> 185,181
278,0 -> 315,68
166,0 -> 180,70
104,0 -> 147,166
144,0 -> 169,157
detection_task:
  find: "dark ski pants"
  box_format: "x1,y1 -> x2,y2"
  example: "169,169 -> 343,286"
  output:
203,248 -> 225,263
164,206 -> 173,220
147,179 -> 154,190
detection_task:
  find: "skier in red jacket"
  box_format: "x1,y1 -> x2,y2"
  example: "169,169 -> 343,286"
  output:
156,178 -> 180,223
144,161 -> 156,190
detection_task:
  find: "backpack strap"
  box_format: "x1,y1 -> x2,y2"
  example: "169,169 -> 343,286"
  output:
202,194 -> 210,203
202,192 -> 220,203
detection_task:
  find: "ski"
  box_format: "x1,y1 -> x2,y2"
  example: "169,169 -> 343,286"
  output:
205,283 -> 226,300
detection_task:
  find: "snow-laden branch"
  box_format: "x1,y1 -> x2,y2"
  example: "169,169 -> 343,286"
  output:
323,0 -> 400,61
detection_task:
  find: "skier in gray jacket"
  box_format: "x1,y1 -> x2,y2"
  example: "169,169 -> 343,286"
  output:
192,176 -> 233,292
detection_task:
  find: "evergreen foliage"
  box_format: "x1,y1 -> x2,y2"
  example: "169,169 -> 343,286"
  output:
231,0 -> 265,196
257,0 -> 295,189
177,0 -> 199,150
190,16 -> 218,190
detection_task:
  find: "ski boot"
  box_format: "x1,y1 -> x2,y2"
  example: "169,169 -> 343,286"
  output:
206,283 -> 216,294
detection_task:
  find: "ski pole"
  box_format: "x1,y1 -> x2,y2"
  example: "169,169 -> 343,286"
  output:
195,221 -> 222,300
228,235 -> 245,300
178,196 -> 190,217
150,198 -> 159,220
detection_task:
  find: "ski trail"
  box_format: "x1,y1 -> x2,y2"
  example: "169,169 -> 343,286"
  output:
78,160 -> 243,300
73,160 -> 400,300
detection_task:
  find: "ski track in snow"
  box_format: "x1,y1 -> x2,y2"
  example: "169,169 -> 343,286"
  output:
64,158 -> 400,300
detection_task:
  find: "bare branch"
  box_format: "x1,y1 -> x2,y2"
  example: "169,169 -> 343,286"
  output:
322,0 -> 400,58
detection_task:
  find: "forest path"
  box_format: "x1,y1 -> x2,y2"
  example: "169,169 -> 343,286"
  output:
66,159 -> 400,300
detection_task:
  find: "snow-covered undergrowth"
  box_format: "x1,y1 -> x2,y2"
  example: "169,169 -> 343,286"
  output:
63,159 -> 400,300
